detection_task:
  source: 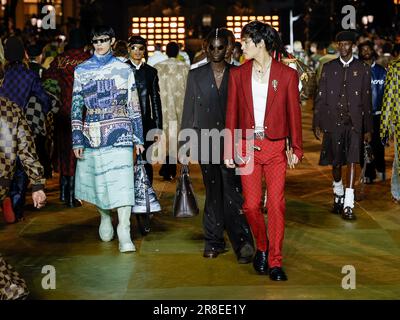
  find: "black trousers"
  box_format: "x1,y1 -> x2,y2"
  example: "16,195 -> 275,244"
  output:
365,115 -> 385,180
199,164 -> 254,257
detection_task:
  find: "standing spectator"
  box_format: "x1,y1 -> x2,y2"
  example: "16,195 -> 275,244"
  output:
155,42 -> 189,180
113,40 -> 129,62
147,43 -> 168,67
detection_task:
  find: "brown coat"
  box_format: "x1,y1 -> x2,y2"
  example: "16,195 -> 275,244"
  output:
0,97 -> 45,201
313,58 -> 373,134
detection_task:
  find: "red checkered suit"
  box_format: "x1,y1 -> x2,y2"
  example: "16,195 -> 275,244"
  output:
224,59 -> 303,267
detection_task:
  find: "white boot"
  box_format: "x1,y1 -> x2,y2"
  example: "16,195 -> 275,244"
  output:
117,206 -> 136,253
98,208 -> 114,242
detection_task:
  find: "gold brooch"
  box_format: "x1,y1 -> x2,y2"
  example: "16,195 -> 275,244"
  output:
272,79 -> 278,91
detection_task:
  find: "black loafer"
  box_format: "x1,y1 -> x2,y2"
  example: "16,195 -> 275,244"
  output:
237,243 -> 254,264
203,247 -> 227,258
253,250 -> 268,274
269,267 -> 288,281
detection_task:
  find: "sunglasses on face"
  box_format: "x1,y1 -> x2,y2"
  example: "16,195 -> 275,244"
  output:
92,37 -> 111,45
130,45 -> 145,51
209,45 -> 225,51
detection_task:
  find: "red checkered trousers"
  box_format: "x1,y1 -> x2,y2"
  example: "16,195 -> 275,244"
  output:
238,137 -> 286,268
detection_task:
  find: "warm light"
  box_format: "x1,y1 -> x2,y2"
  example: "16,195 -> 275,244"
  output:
170,22 -> 177,28
148,17 -> 154,22
163,17 -> 169,21
227,16 -> 233,21
170,29 -> 177,33
148,23 -> 154,28
235,22 -> 241,26
178,23 -> 184,27
132,23 -> 139,28
156,35 -> 162,39
156,29 -> 162,33
148,46 -> 155,51
178,28 -> 185,33
257,16 -> 263,20
147,29 -> 154,33
227,22 -> 233,26
140,23 -> 147,27
234,27 -> 241,32
148,40 -> 154,45
163,23 -> 169,27
242,16 -> 249,20
132,29 -> 139,34
368,15 -> 374,23
156,17 -> 162,22
164,29 -> 170,33
37,19 -> 42,28
274,27 -> 279,32
250,16 -> 256,20
234,16 -> 241,21
272,21 -> 279,26
234,33 -> 240,39
178,34 -> 185,39
171,17 -> 177,21
178,17 -> 184,21
156,23 -> 162,28
264,16 -> 271,20
273,15 -> 279,20
148,35 -> 154,39
132,17 -> 139,22
140,17 -> 147,22
31,17 -> 37,26
163,40 -> 169,44
362,16 -> 368,25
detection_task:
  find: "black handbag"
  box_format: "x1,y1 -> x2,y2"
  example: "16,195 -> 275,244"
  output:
173,165 -> 199,218
132,153 -> 161,214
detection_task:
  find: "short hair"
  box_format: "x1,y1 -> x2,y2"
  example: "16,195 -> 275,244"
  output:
241,21 -> 276,51
113,40 -> 128,57
90,25 -> 115,40
358,40 -> 377,59
154,43 -> 162,51
166,41 -> 179,58
128,35 -> 147,47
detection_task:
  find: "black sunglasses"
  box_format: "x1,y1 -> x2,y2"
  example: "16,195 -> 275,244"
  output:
92,37 -> 111,45
130,45 -> 145,51
209,45 -> 225,51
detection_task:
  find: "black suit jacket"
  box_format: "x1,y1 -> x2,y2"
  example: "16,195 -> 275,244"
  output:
126,60 -> 163,135
313,58 -> 373,134
180,62 -> 231,163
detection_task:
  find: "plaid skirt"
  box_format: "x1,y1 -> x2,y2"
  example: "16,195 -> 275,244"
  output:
319,125 -> 362,166
75,146 -> 135,209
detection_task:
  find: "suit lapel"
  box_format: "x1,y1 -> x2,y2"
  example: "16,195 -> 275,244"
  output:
241,61 -> 255,123
265,59 -> 282,118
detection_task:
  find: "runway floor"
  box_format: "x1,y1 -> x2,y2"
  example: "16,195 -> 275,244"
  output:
1,100 -> 399,300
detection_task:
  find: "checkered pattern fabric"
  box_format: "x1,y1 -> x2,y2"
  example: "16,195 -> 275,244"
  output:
0,257 -> 29,300
0,63 -> 51,114
25,96 -> 46,136
0,97 -> 45,201
380,58 -> 400,175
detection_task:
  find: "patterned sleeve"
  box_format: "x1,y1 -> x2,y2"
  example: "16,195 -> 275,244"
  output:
380,64 -> 394,139
127,71 -> 144,145
71,69 -> 85,149
16,107 -> 45,191
31,74 -> 51,114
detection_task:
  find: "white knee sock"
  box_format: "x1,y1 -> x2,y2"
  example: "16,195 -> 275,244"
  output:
344,188 -> 355,209
333,180 -> 344,196
117,206 -> 135,252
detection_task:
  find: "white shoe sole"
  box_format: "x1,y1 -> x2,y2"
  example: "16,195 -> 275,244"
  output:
119,242 -> 136,253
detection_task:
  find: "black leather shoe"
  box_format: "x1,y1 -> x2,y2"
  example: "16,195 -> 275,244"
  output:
269,267 -> 288,281
253,250 -> 268,274
342,207 -> 356,220
237,243 -> 255,264
203,247 -> 227,258
331,193 -> 344,214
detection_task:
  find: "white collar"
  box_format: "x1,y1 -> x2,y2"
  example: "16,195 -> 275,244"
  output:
131,60 -> 143,70
371,61 -> 376,67
340,55 -> 354,67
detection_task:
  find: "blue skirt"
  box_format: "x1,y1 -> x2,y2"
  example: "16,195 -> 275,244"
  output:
75,146 -> 135,209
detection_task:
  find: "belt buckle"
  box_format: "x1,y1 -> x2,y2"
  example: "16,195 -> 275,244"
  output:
254,131 -> 265,140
